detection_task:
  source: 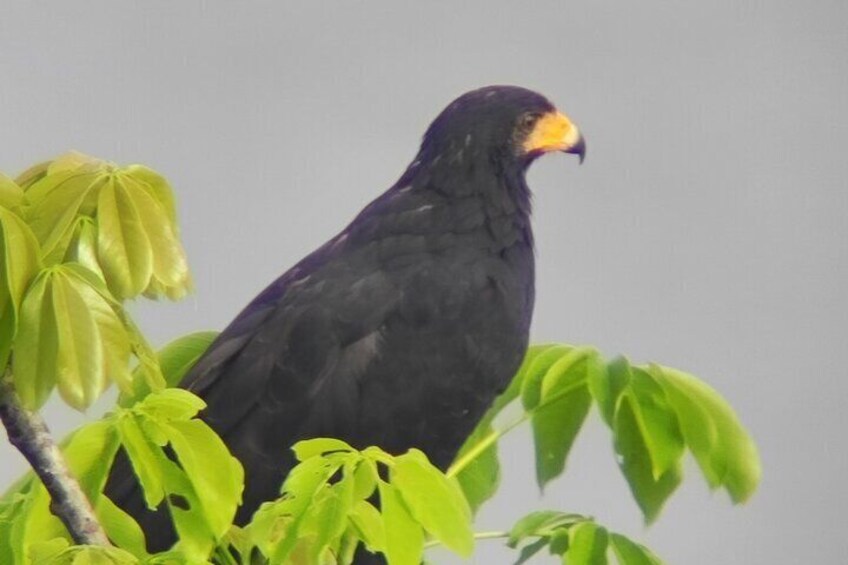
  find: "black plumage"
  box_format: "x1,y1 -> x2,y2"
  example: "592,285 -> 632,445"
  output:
106,85 -> 584,555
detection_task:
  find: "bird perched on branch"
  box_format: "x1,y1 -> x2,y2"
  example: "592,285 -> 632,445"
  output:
106,85 -> 585,554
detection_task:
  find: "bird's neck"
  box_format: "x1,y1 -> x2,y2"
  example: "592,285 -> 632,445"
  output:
395,149 -> 534,233
342,161 -> 534,267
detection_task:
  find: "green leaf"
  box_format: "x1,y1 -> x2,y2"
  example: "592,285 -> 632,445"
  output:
590,356 -> 631,426
116,395 -> 231,561
65,218 -> 105,280
51,271 -> 105,410
120,174 -> 190,297
134,388 -> 206,421
96,177 -> 153,299
453,423 -> 500,514
507,510 -> 584,547
547,527 -> 570,556
0,493 -> 27,564
56,262 -> 116,305
377,480 -> 423,565
362,445 -> 395,467
0,173 -> 23,210
163,419 -> 244,539
302,468 -> 355,562
156,331 -> 217,388
2,491 -> 35,563
58,266 -> 158,395
123,165 -> 178,226
61,420 -> 120,502
292,437 -> 356,461
13,272 -> 59,409
95,496 -> 148,558
532,388 -> 591,489
497,344 -> 560,415
62,266 -> 134,395
107,390 -> 243,558
513,537 -> 549,565
13,265 -> 123,411
651,365 -> 761,503
0,209 -> 41,301
392,449 -> 473,557
532,350 -> 595,488
613,394 -> 682,523
19,493 -> 67,563
159,460 -> 216,562
215,526 -> 252,565
0,208 -> 41,370
27,537 -> 69,563
349,500 -> 385,554
248,454 -> 344,560
115,414 -> 165,509
609,533 -> 663,565
14,160 -> 49,190
626,369 -> 685,481
352,458 -> 378,501
565,522 -> 609,565
45,151 -> 104,177
142,549 -> 189,565
521,344 -> 575,411
25,171 -> 99,265
32,543 -> 139,564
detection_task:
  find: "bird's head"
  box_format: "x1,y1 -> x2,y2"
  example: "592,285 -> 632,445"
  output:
417,85 -> 585,172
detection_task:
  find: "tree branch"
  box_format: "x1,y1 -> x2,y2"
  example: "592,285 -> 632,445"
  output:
0,379 -> 110,546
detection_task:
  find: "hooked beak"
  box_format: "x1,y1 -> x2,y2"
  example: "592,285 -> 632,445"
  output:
564,131 -> 586,164
523,110 -> 586,164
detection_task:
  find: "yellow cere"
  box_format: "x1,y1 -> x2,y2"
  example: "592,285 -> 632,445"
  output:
523,111 -> 581,154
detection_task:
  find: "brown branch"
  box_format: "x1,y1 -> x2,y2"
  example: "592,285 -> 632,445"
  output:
0,379 -> 110,546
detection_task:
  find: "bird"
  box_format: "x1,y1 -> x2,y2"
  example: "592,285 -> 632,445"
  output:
105,85 -> 585,558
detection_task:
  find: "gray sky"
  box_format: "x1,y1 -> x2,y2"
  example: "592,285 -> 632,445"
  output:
1,1 -> 846,563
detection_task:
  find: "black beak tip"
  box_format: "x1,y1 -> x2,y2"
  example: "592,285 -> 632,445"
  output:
568,135 -> 586,165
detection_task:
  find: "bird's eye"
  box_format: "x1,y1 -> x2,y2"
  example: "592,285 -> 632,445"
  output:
520,112 -> 542,129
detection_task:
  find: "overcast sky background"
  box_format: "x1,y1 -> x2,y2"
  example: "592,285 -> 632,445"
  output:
1,2 -> 846,563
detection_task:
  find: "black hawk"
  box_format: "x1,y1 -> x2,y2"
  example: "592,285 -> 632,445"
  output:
106,85 -> 585,554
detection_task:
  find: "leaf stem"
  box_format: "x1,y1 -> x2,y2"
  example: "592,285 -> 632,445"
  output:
0,377 -> 111,546
447,415 -> 528,478
472,530 -> 511,541
447,376 -> 588,478
424,530 -> 510,548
